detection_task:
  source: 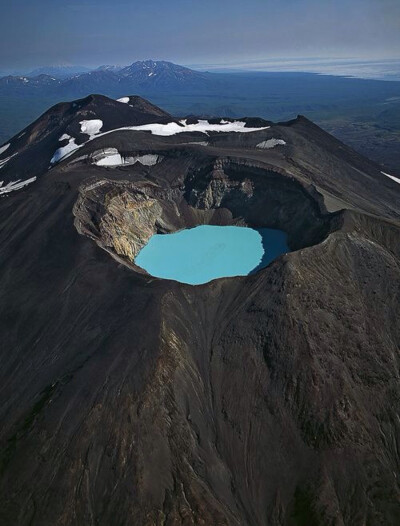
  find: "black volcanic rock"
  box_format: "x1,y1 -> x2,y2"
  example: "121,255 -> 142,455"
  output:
0,94 -> 174,185
124,95 -> 172,118
0,94 -> 399,526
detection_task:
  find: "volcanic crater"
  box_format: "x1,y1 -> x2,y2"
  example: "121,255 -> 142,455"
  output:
73,158 -> 334,282
0,94 -> 399,526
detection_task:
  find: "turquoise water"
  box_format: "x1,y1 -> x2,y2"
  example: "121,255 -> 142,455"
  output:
135,225 -> 289,285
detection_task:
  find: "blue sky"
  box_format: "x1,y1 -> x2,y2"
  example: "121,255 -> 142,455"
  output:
0,0 -> 399,69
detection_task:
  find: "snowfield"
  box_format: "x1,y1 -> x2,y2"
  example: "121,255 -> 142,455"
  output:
50,119 -> 269,164
131,154 -> 160,166
0,153 -> 17,169
93,148 -> 160,167
0,177 -> 36,196
257,138 -> 286,149
91,119 -> 270,138
51,122 -> 104,164
117,97 -> 130,104
51,137 -> 81,164
121,119 -> 270,136
95,150 -> 122,166
381,171 -> 400,184
80,119 -> 103,138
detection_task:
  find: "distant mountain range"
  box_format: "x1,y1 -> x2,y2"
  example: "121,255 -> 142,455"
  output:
0,61 -> 215,96
27,65 -> 93,78
0,60 -> 399,171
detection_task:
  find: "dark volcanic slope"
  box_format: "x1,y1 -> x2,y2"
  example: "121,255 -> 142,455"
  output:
0,93 -> 173,184
0,95 -> 399,526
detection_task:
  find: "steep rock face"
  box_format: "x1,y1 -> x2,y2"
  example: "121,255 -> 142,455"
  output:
100,192 -> 161,260
184,159 -> 332,250
73,157 -> 335,274
0,95 -> 399,526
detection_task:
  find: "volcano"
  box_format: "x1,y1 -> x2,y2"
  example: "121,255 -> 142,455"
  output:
0,94 -> 399,526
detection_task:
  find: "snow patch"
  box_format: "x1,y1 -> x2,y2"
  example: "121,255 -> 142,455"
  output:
93,148 -> 160,167
0,153 -> 17,169
95,150 -> 123,166
0,176 -> 36,196
381,171 -> 400,184
51,119 -> 269,165
128,154 -> 160,166
95,119 -> 270,138
256,138 -> 286,149
51,121 -> 103,163
51,137 -> 80,164
80,119 -> 103,138
117,97 -> 130,103
0,143 -> 10,156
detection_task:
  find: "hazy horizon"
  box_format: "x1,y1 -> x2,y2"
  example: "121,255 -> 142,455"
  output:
0,0 -> 399,71
1,57 -> 399,83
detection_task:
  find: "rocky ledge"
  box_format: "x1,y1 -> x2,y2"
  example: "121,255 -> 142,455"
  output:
73,158 -> 336,274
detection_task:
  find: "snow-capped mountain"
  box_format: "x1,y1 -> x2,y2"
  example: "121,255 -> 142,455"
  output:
0,60 -> 217,97
118,60 -> 210,88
